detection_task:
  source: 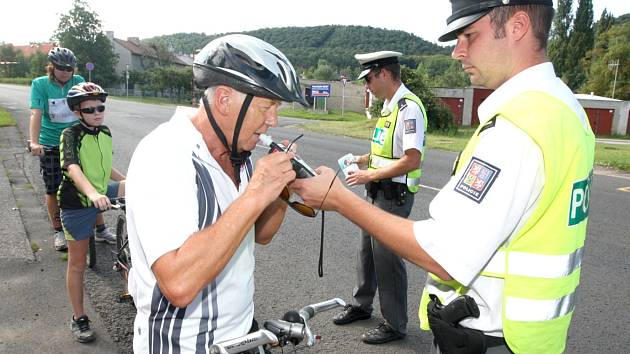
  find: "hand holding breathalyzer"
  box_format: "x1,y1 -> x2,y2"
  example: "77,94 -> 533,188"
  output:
259,134 -> 316,179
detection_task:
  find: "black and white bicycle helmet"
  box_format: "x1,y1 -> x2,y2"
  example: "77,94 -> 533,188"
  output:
66,82 -> 108,111
193,34 -> 307,184
193,34 -> 307,106
48,47 -> 77,70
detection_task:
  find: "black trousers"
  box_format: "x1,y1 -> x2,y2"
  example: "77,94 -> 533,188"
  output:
352,188 -> 413,334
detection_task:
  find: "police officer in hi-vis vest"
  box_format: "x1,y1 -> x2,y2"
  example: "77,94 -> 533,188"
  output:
293,0 -> 595,352
331,51 -> 427,345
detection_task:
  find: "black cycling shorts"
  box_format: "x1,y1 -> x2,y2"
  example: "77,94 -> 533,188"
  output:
39,146 -> 62,195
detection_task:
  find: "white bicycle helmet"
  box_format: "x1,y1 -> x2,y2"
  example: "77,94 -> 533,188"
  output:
193,34 -> 307,106
66,82 -> 108,111
193,34 -> 307,184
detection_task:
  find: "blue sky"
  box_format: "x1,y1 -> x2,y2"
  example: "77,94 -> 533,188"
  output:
2,0 -> 628,46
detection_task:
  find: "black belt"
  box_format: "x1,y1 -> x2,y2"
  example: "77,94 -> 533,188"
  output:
484,334 -> 507,348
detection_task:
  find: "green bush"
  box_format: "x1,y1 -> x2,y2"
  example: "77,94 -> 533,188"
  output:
367,67 -> 455,133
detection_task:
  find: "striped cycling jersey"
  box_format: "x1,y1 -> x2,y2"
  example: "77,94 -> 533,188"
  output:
126,107 -> 256,353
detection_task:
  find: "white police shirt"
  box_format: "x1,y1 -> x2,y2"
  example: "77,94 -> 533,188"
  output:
381,84 -> 425,184
126,106 -> 255,353
413,62 -> 588,336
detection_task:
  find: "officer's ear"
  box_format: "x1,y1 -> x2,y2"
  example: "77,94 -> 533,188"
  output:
509,10 -> 531,43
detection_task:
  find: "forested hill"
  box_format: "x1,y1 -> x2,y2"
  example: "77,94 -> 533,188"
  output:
146,25 -> 450,70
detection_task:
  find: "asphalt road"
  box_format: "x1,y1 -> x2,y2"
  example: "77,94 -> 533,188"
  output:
1,83 -> 629,353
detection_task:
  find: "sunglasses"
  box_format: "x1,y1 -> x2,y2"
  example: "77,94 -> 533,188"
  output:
80,105 -> 106,114
54,65 -> 74,72
280,186 -> 317,217
364,69 -> 381,84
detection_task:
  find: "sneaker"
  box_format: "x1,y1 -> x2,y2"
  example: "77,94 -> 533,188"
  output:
71,315 -> 96,343
53,230 -> 67,251
94,227 -> 116,244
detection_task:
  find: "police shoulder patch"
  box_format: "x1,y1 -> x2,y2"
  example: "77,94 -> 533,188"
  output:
398,98 -> 408,111
404,119 -> 416,134
454,157 -> 500,203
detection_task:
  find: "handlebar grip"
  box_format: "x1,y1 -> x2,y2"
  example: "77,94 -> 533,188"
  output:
299,298 -> 346,321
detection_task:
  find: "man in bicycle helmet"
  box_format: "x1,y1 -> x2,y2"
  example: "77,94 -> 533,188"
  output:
58,82 -> 126,343
125,34 -> 308,352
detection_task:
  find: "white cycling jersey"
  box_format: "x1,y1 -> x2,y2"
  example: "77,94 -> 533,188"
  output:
126,106 -> 255,353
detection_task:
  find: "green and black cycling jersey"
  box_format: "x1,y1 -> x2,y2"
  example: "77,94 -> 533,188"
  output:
58,123 -> 113,209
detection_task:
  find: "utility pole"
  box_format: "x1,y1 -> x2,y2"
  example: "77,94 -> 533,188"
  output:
608,59 -> 619,99
125,63 -> 129,98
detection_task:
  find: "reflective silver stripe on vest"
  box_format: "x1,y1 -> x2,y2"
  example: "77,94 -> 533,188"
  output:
370,155 -> 420,187
505,291 -> 576,322
407,177 -> 421,186
370,155 -> 396,168
484,247 -> 583,278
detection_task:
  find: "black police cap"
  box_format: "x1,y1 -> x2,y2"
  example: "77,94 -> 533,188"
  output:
439,0 -> 553,42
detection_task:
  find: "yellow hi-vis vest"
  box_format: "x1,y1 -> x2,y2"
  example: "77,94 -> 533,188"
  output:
418,91 -> 595,354
368,93 -> 427,193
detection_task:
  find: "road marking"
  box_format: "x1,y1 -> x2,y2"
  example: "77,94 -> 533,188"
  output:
420,183 -> 441,192
618,187 -> 630,193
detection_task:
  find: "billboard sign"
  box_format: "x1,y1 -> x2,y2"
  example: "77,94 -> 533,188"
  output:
311,84 -> 331,97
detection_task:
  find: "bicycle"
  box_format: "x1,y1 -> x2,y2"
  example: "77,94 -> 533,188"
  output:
109,197 -> 133,303
209,298 -> 346,354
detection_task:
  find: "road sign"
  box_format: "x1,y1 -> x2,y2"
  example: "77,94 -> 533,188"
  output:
85,62 -> 94,71
311,84 -> 331,97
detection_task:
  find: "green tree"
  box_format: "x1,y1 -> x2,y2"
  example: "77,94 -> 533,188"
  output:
53,0 -> 118,86
29,52 -> 49,78
595,9 -> 615,36
581,22 -> 630,100
312,59 -> 336,81
369,67 -> 455,132
0,44 -> 19,77
564,0 -> 594,90
548,0 -> 573,78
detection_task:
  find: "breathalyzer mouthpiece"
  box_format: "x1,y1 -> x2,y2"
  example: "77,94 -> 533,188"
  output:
258,134 -> 274,148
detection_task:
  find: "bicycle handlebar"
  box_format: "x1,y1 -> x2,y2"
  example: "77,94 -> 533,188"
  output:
25,139 -> 56,154
209,298 -> 345,354
209,329 -> 279,354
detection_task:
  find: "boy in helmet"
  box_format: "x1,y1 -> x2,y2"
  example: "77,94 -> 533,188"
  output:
59,82 -> 126,343
125,34 -> 308,352
29,47 -> 117,252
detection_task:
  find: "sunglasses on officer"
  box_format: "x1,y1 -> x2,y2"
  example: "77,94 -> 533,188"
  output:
364,68 -> 381,84
54,65 -> 74,72
280,185 -> 317,217
80,105 -> 106,114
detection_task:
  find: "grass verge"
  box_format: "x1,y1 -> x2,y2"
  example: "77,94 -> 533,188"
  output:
0,106 -> 17,127
110,95 -> 191,106
287,110 -> 630,171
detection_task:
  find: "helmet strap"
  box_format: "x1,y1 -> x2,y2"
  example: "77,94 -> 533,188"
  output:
202,94 -> 253,186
